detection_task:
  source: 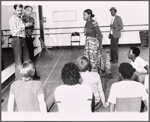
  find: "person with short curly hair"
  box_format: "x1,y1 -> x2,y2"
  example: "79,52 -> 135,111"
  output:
54,62 -> 93,113
61,62 -> 81,85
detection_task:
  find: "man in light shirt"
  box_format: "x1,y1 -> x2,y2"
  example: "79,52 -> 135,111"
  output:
128,46 -> 149,83
108,62 -> 148,112
109,7 -> 123,64
9,4 -> 32,80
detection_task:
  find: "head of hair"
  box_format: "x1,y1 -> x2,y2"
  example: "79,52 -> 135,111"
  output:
20,60 -> 35,80
24,5 -> 33,11
76,56 -> 91,72
84,9 -> 95,18
61,62 -> 81,85
130,46 -> 140,57
119,62 -> 135,79
14,4 -> 23,10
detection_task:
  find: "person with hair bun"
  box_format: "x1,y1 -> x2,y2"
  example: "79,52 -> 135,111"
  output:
83,9 -> 103,72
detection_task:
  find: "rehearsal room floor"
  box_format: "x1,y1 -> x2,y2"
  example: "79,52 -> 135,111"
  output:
1,45 -> 149,112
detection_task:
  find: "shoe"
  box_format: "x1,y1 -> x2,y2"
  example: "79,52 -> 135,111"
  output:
110,59 -> 113,62
1,99 -> 4,103
33,74 -> 41,80
111,61 -> 118,64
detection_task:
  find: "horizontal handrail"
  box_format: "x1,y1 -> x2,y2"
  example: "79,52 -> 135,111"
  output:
45,24 -> 149,30
45,30 -> 149,35
2,24 -> 149,32
3,29 -> 149,37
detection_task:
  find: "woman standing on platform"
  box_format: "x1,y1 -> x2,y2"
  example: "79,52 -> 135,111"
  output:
83,9 -> 103,72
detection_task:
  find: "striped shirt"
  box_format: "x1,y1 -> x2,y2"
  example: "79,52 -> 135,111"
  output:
21,14 -> 35,37
9,14 -> 25,37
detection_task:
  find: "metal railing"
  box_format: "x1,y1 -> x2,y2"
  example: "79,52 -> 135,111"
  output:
2,24 -> 149,36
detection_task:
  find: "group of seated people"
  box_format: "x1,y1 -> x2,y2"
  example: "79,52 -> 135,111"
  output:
7,46 -> 149,113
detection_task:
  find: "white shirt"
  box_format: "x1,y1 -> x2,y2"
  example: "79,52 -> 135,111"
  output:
131,56 -> 148,74
54,84 -> 92,113
9,14 -> 25,37
108,80 -> 148,104
144,75 -> 149,90
80,71 -> 103,103
110,15 -> 116,34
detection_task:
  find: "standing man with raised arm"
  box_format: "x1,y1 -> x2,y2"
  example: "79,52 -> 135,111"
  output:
9,4 -> 32,80
22,5 -> 40,79
109,7 -> 123,64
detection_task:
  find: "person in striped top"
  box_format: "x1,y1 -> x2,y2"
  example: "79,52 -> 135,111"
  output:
22,5 -> 40,79
9,4 -> 32,80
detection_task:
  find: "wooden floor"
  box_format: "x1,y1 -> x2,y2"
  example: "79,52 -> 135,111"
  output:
1,45 -> 149,112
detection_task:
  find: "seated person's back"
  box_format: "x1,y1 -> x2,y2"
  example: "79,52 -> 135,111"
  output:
76,56 -> 108,109
108,62 -> 148,112
7,60 -> 46,112
54,62 -> 92,113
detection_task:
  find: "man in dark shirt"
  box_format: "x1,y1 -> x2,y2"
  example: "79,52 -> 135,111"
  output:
22,5 -> 40,79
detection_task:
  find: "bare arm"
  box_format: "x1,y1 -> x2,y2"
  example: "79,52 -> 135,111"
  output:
109,103 -> 115,112
144,65 -> 149,74
143,99 -> 149,110
38,93 -> 47,113
7,93 -> 15,112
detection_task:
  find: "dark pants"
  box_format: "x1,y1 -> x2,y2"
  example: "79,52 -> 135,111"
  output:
11,37 -> 30,80
110,35 -> 119,62
26,36 -> 34,61
25,36 -> 39,77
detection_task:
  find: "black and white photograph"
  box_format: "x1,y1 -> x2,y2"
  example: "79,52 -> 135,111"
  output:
1,1 -> 149,121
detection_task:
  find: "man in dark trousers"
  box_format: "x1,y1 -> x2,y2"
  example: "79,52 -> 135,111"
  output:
22,5 -> 40,79
109,7 -> 123,64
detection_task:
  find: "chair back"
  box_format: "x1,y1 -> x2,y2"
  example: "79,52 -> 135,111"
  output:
116,97 -> 142,112
71,32 -> 80,36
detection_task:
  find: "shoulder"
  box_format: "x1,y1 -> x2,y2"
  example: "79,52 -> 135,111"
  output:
92,20 -> 99,27
55,85 -> 67,92
116,15 -> 121,18
132,81 -> 145,89
135,56 -> 146,63
111,82 -> 121,89
31,81 -> 43,88
10,80 -> 21,90
9,14 -> 17,20
116,15 -> 122,20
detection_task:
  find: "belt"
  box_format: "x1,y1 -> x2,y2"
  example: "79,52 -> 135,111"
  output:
13,36 -> 25,39
26,35 -> 32,37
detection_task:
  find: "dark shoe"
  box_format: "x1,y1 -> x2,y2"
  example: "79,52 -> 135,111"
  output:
1,99 -> 4,103
110,59 -> 114,62
111,60 -> 118,64
33,74 -> 41,80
